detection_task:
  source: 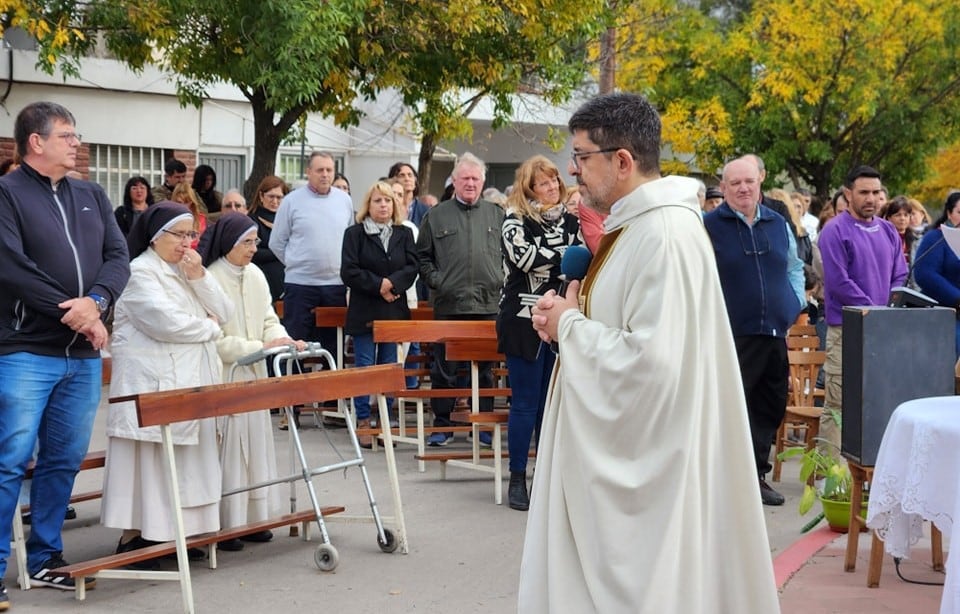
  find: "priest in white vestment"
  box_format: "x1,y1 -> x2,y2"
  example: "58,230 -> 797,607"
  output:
523,93 -> 780,614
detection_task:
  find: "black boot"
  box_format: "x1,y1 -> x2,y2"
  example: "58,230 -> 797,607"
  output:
508,471 -> 529,511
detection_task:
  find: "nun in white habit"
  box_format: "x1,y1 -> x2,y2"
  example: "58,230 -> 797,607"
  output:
103,201 -> 233,558
199,213 -> 304,551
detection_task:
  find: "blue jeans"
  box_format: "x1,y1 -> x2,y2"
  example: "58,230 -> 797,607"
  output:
405,342 -> 421,389
0,352 -> 101,576
506,346 -> 555,472
352,333 -> 396,420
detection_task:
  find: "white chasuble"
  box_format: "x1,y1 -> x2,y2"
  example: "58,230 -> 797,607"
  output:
518,176 -> 781,614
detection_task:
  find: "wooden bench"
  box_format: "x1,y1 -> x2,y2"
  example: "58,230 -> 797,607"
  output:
431,337 -> 511,504
372,323 -> 511,503
11,358 -> 112,591
305,306 -> 351,423
52,507 -> 343,586
414,447 -> 534,483
49,364 -> 407,613
373,320 -> 510,477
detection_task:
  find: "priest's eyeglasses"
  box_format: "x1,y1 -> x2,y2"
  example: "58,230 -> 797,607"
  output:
570,148 -> 620,171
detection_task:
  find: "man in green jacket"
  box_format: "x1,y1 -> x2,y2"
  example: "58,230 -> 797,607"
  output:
417,152 -> 505,446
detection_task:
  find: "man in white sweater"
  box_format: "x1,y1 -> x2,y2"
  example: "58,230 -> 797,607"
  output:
269,151 -> 354,363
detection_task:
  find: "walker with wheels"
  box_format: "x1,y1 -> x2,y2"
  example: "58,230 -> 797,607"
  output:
228,342 -> 399,570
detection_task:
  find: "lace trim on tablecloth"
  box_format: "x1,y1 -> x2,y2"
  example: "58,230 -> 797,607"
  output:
867,422 -> 953,560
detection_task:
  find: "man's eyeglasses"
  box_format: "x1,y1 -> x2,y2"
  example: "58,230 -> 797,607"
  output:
239,238 -> 261,247
570,148 -> 621,171
43,132 -> 82,144
162,229 -> 200,241
222,202 -> 246,211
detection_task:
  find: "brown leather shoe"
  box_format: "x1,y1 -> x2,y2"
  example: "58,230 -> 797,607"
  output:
357,418 -> 373,449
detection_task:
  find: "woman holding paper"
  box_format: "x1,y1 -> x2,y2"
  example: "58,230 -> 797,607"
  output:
914,191 -> 960,357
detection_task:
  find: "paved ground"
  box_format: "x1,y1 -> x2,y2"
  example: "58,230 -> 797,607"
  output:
3,393 -> 949,612
779,528 -> 946,613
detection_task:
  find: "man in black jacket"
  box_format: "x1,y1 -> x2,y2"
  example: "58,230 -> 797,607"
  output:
0,102 -> 130,607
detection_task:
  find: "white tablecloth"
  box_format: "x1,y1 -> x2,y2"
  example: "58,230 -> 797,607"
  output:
867,395 -> 960,613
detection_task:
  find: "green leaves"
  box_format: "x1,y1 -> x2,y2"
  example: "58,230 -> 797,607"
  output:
618,0 -> 960,198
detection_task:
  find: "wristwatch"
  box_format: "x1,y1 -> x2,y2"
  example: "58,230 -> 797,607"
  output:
88,293 -> 109,314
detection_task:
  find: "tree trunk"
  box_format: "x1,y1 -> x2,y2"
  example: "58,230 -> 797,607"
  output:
418,132 -> 437,196
811,163 -> 834,205
242,88 -> 306,203
599,26 -> 617,94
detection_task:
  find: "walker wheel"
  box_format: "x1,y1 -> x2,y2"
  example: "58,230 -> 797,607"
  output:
378,529 -> 399,553
314,543 -> 339,571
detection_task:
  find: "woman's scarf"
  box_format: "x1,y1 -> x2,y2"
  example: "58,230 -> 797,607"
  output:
363,216 -> 393,250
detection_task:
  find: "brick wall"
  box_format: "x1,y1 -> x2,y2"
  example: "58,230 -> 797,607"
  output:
168,149 -> 198,182
0,137 -> 15,166
0,137 -> 92,179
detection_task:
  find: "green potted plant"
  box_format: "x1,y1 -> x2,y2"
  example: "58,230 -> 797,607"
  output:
777,438 -> 867,533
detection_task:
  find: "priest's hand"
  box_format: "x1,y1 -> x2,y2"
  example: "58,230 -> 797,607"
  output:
531,280 -> 580,344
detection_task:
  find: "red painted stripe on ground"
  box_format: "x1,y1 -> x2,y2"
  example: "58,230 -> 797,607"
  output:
773,526 -> 842,589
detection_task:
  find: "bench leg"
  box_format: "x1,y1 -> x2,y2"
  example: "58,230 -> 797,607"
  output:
378,395 -> 408,554
416,400 -> 426,473
494,425 -> 503,505
160,425 -> 196,614
439,460 -> 447,481
398,397 -> 408,438
11,504 -> 29,591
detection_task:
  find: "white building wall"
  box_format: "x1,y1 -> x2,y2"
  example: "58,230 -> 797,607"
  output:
0,49 -> 578,206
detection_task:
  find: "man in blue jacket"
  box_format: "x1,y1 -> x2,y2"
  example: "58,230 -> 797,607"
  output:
0,102 -> 130,607
704,156 -> 805,506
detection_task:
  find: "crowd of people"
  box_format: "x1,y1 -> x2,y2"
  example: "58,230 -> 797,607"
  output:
3,93 -> 960,613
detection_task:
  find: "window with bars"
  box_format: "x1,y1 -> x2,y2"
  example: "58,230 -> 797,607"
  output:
199,154 -> 246,193
87,144 -> 165,208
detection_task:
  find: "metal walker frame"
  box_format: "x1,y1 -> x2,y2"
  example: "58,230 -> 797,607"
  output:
227,342 -> 403,570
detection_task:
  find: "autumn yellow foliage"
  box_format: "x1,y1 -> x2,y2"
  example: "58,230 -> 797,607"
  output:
615,0 -> 960,197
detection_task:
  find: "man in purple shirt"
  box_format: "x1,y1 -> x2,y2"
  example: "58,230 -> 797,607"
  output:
817,165 -> 907,453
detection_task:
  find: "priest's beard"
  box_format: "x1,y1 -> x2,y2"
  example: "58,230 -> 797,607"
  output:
579,175 -> 616,215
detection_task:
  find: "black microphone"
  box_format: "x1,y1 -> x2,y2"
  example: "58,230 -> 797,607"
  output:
549,245 -> 592,353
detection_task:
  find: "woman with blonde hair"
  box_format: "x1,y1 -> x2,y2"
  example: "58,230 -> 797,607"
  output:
499,155 -> 581,510
171,182 -> 208,248
769,188 -> 812,265
340,181 -> 418,447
